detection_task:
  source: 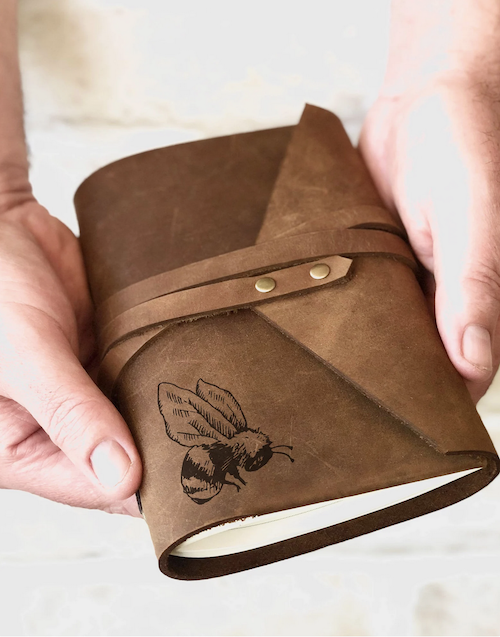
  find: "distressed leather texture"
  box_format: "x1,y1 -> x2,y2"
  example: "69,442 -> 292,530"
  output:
74,104 -> 499,581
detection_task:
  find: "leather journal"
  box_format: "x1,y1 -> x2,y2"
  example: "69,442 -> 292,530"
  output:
74,104 -> 499,580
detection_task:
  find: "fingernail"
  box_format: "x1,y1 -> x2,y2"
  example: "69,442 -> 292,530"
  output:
462,324 -> 493,372
90,440 -> 132,489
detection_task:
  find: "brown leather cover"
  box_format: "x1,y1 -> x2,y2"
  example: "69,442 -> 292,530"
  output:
74,104 -> 499,581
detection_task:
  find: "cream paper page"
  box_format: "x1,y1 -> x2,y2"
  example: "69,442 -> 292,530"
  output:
171,468 -> 481,558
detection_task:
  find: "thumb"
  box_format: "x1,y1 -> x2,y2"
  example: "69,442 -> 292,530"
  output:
0,304 -> 142,499
433,201 -> 500,399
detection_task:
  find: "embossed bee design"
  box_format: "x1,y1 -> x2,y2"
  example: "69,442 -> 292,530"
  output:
158,379 -> 294,504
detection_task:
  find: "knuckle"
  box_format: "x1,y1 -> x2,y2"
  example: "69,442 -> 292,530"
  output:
0,402 -> 34,464
463,260 -> 500,302
43,392 -> 99,451
0,166 -> 34,214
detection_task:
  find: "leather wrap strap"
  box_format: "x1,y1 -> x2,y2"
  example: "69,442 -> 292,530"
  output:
100,255 -> 353,355
97,227 -> 416,327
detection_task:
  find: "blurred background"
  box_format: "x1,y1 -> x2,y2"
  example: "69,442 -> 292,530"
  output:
2,0 -> 500,634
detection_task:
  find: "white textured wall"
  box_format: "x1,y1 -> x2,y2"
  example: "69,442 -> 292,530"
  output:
1,1 -> 500,635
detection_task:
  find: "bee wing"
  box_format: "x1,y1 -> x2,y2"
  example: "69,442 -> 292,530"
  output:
196,378 -> 247,433
158,383 -> 232,447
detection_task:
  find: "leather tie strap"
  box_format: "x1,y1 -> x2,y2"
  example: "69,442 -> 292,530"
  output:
99,255 -> 353,356
97,227 -> 416,328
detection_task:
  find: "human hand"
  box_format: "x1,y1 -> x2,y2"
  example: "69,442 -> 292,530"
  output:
358,0 -> 500,403
359,71 -> 500,403
0,189 -> 142,515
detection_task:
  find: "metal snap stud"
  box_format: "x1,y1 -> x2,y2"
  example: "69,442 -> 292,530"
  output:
255,277 -> 276,293
309,263 -> 331,280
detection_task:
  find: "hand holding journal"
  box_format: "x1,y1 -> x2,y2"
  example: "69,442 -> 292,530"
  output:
74,104 -> 499,580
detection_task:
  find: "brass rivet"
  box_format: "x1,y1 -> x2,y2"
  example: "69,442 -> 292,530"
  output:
255,277 -> 276,293
309,263 -> 331,280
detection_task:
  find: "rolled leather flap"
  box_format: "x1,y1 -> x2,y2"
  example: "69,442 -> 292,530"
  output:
74,104 -> 499,580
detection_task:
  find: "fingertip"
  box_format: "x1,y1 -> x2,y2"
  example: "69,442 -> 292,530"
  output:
89,438 -> 142,500
460,324 -> 494,381
462,324 -> 493,370
110,493 -> 144,518
434,289 -> 495,384
465,378 -> 492,406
